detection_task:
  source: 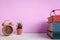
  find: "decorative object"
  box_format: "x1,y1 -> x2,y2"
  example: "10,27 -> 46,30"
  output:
17,22 -> 22,35
2,20 -> 13,36
48,9 -> 60,39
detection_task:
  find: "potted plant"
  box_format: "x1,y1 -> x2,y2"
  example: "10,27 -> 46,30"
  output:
17,23 -> 22,35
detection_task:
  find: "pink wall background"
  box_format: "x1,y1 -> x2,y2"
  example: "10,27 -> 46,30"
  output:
0,0 -> 60,33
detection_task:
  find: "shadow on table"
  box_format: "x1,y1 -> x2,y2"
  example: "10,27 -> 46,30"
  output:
31,21 -> 50,39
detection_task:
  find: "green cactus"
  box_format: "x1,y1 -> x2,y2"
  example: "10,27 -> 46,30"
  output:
17,23 -> 22,29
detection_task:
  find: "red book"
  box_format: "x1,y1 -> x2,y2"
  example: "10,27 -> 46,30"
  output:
48,15 -> 60,23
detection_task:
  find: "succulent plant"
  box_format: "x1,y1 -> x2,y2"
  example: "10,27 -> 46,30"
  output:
17,23 -> 22,29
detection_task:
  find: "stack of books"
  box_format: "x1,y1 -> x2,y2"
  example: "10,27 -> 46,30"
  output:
48,15 -> 60,39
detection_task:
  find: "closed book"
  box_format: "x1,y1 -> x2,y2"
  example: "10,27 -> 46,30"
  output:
48,22 -> 60,32
53,22 -> 60,32
48,15 -> 60,23
48,32 -> 60,39
53,32 -> 60,39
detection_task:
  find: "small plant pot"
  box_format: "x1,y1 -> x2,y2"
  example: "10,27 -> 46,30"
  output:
17,28 -> 22,35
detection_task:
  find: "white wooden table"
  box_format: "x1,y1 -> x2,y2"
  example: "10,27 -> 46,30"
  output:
0,33 -> 52,40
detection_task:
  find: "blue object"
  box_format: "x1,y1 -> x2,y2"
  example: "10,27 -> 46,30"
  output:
53,32 -> 60,39
49,22 -> 60,39
53,22 -> 60,32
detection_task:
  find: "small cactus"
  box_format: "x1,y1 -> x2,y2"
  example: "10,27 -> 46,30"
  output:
17,23 -> 22,29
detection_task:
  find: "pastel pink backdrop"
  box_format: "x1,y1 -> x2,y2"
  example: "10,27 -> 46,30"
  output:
0,0 -> 60,33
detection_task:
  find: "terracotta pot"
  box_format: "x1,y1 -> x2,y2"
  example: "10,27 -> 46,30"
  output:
17,28 -> 22,35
